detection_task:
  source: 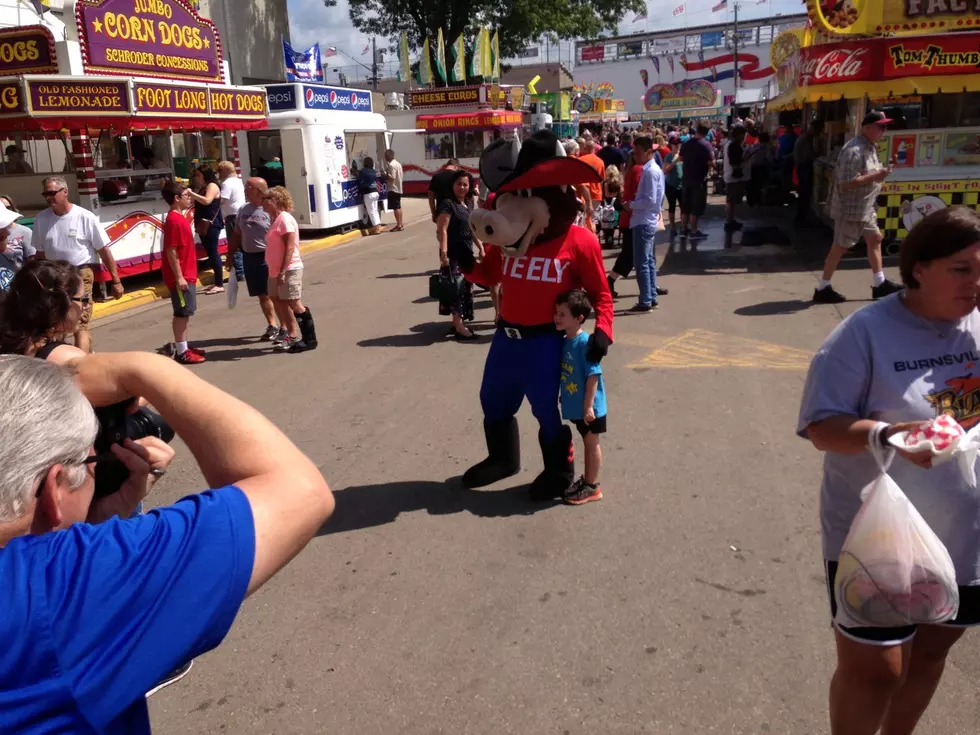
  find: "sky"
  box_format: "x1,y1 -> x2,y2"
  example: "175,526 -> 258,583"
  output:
286,0 -> 805,79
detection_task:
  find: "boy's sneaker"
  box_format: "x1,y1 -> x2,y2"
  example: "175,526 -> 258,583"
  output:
565,477 -> 602,506
261,325 -> 280,341
174,349 -> 206,365
271,327 -> 289,345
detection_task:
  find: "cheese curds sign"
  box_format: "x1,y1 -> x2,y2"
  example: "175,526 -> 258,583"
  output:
75,0 -> 222,83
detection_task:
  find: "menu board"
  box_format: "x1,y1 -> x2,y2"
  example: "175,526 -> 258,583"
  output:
917,133 -> 943,168
942,131 -> 980,167
891,134 -> 916,169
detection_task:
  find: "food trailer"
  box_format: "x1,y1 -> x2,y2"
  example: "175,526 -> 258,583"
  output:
0,0 -> 268,282
635,80 -> 727,126
385,84 -> 526,194
258,82 -> 390,230
775,2 -> 980,249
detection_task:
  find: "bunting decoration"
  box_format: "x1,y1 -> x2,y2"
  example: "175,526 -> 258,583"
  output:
435,28 -> 447,83
651,57 -> 660,77
667,56 -> 674,74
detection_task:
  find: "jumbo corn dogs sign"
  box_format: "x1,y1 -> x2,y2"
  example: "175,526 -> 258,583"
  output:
76,0 -> 222,83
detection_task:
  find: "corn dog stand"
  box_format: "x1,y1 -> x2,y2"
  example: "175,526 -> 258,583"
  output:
0,0 -> 269,282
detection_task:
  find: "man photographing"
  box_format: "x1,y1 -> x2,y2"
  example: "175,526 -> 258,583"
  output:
0,352 -> 334,730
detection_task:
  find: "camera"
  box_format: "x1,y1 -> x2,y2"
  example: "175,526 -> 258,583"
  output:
92,400 -> 175,498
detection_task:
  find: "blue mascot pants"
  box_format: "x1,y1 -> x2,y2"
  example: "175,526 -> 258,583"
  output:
480,329 -> 564,442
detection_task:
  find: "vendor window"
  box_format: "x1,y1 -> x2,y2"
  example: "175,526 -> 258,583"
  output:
0,134 -> 72,176
424,132 -> 454,160
246,131 -> 285,187
455,131 -> 484,159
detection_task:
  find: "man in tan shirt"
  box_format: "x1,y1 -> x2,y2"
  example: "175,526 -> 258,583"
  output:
382,149 -> 404,232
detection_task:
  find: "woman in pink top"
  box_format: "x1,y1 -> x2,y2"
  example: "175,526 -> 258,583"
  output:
262,187 -> 317,353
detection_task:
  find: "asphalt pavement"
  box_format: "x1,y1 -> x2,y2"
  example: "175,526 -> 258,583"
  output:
87,196 -> 980,734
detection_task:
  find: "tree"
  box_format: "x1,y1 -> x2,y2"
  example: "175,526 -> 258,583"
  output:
322,0 -> 643,59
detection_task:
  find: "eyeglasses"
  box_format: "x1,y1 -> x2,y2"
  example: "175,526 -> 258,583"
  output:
41,188 -> 64,198
71,295 -> 91,305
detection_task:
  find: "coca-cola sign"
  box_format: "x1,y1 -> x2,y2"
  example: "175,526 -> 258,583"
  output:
799,44 -> 875,86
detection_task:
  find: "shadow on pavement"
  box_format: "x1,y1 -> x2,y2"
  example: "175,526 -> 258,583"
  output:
376,271 -> 434,279
734,300 -> 814,317
358,321 -> 493,348
317,477 -> 560,536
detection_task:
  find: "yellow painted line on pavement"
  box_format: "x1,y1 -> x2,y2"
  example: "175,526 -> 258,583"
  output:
92,229 -> 368,322
627,329 -> 814,370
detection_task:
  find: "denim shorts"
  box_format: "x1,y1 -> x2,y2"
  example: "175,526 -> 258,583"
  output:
242,251 -> 268,297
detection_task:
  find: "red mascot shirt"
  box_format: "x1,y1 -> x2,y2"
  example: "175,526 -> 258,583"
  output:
467,224 -> 615,340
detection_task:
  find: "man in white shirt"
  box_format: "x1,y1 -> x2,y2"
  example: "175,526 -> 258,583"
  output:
33,176 -> 123,353
382,149 -> 404,231
218,161 -> 246,280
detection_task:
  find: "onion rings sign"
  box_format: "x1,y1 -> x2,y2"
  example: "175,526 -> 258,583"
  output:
76,0 -> 222,83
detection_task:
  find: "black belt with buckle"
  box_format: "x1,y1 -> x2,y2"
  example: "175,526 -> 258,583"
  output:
497,321 -> 559,340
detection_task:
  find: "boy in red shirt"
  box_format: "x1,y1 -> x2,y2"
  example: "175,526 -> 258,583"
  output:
161,182 -> 205,364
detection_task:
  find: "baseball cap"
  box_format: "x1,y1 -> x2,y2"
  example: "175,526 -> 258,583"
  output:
4,144 -> 25,155
0,202 -> 22,229
861,110 -> 893,127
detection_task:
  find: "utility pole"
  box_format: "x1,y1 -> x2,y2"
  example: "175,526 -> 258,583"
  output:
732,1 -> 740,105
372,37 -> 378,91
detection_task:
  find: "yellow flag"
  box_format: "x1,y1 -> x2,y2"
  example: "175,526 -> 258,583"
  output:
420,37 -> 433,85
491,30 -> 500,81
481,28 -> 492,78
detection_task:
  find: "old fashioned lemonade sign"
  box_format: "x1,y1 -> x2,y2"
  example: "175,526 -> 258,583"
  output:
75,0 -> 222,83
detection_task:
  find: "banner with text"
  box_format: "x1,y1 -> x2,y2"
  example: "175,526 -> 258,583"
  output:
0,26 -> 58,75
76,0 -> 222,83
283,41 -> 324,83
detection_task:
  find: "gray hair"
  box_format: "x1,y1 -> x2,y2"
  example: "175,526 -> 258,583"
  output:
581,139 -> 595,154
42,175 -> 68,192
563,139 -> 579,156
0,356 -> 98,522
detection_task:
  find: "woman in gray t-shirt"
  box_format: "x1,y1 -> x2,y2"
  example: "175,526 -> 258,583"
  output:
798,206 -> 980,734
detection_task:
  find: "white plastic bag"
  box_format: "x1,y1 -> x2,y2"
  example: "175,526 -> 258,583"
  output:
226,271 -> 238,309
834,444 -> 959,629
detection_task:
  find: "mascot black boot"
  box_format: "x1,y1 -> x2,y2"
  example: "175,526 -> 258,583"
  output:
529,425 -> 575,501
461,130 -> 615,498
461,417 -> 521,488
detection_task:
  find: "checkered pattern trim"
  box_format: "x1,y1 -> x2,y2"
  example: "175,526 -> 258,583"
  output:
877,191 -> 980,242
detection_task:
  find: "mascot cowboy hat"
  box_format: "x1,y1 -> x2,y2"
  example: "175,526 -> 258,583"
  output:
461,130 -> 614,500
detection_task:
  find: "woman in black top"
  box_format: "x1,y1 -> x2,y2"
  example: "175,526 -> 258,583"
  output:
436,170 -> 481,340
0,260 -> 88,364
358,157 -> 382,235
188,165 -> 224,294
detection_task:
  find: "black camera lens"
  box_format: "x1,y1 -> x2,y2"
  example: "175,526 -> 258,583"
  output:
93,402 -> 175,498
126,408 -> 175,444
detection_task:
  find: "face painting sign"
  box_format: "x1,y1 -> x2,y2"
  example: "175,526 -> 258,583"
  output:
76,0 -> 222,83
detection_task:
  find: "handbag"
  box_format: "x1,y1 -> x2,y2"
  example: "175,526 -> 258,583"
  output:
429,266 -> 464,302
195,214 -> 217,237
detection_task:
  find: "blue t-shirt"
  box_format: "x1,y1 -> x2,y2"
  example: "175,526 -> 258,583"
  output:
664,152 -> 683,188
560,331 -> 607,421
0,487 -> 255,733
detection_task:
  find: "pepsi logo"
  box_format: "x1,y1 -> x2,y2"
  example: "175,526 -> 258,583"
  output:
351,92 -> 358,106
329,90 -> 338,106
305,88 -> 314,104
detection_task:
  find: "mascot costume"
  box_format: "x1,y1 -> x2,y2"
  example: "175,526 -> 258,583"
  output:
462,130 -> 615,500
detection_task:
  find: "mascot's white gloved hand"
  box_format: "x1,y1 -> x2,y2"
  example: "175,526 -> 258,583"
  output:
469,193 -> 550,259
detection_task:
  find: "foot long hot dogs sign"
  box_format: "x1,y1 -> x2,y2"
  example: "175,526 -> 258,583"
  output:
73,0 -> 222,83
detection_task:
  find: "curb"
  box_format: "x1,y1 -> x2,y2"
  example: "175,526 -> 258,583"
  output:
92,228 -> 367,322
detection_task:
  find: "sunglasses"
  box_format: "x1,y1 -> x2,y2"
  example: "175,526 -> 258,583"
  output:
42,188 -> 65,198
71,295 -> 91,305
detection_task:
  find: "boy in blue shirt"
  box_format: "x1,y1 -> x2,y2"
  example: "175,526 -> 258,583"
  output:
555,290 -> 607,505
